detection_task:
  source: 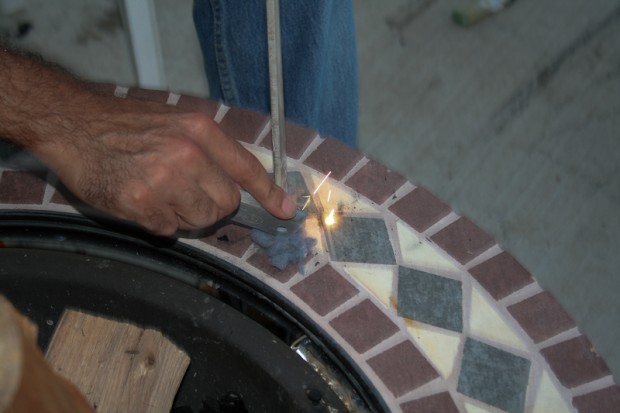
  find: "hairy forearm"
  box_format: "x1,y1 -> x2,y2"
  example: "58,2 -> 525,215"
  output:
0,45 -> 295,235
0,46 -> 97,155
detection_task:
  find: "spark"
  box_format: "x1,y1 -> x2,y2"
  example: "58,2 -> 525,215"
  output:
324,208 -> 336,227
327,189 -> 332,203
301,197 -> 312,211
312,171 -> 332,195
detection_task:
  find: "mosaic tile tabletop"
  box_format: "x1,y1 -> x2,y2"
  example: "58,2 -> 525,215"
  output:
1,87 -> 619,413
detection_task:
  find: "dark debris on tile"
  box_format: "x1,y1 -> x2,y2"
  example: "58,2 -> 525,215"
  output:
200,224 -> 254,258
457,338 -> 530,413
397,266 -> 463,333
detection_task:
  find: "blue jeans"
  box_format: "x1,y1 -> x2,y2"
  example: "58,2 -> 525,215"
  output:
193,0 -> 358,147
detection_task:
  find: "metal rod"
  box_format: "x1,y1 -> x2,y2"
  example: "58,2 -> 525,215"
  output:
266,0 -> 287,192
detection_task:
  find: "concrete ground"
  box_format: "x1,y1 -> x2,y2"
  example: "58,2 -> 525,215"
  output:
1,0 -> 618,383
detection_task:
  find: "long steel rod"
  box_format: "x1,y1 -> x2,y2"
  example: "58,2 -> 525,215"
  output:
266,0 -> 287,192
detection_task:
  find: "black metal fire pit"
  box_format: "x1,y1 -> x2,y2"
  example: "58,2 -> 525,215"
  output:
0,211 -> 377,412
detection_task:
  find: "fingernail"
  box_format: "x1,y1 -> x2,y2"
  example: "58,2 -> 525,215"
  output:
281,196 -> 296,217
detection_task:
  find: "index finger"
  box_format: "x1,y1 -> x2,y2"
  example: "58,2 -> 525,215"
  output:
186,115 -> 296,219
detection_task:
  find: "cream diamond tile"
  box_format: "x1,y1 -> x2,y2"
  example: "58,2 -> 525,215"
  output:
406,324 -> 461,378
396,221 -> 460,273
532,370 -> 573,413
344,264 -> 394,308
309,172 -> 378,214
463,401 -> 495,413
469,288 -> 527,352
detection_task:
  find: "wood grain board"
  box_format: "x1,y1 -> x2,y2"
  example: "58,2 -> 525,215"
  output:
45,310 -> 190,413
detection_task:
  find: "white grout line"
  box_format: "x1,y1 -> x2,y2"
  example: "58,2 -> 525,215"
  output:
570,375 -> 617,397
340,156 -> 369,183
381,181 -> 416,209
253,120 -> 272,146
499,282 -> 544,307
463,244 -> 503,270
423,211 -> 461,237
166,92 -> 181,106
213,103 -> 229,124
42,181 -> 56,205
297,133 -> 324,163
113,85 -> 129,98
537,327 -> 581,350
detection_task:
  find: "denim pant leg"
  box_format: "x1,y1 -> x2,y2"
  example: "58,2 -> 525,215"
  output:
193,0 -> 358,147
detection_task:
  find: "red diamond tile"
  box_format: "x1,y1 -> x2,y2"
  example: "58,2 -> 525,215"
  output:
345,160 -> 407,205
541,336 -> 611,388
329,299 -> 398,353
469,252 -> 534,300
389,187 -> 452,232
0,170 -> 46,204
201,224 -> 253,258
572,386 -> 620,413
218,106 -> 269,144
431,217 -> 495,264
401,392 -> 459,413
508,292 -> 576,343
303,138 -> 363,180
127,87 -> 170,103
291,265 -> 358,316
175,95 -> 219,118
260,120 -> 316,160
368,341 -> 439,397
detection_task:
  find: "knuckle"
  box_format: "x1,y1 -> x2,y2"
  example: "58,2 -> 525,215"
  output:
127,183 -> 152,206
141,207 -> 177,236
146,163 -> 174,188
183,112 -> 215,135
170,139 -> 203,165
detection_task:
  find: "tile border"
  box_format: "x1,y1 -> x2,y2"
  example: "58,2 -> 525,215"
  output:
1,89 -> 617,413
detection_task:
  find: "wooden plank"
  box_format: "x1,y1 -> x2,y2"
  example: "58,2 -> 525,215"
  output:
45,310 -> 190,413
0,295 -> 95,413
0,295 -> 23,412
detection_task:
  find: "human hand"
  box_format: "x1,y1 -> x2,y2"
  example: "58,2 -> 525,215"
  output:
35,94 -> 296,236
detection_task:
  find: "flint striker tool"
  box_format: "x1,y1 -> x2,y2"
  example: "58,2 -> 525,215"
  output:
227,0 -> 301,235
266,0 -> 287,191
